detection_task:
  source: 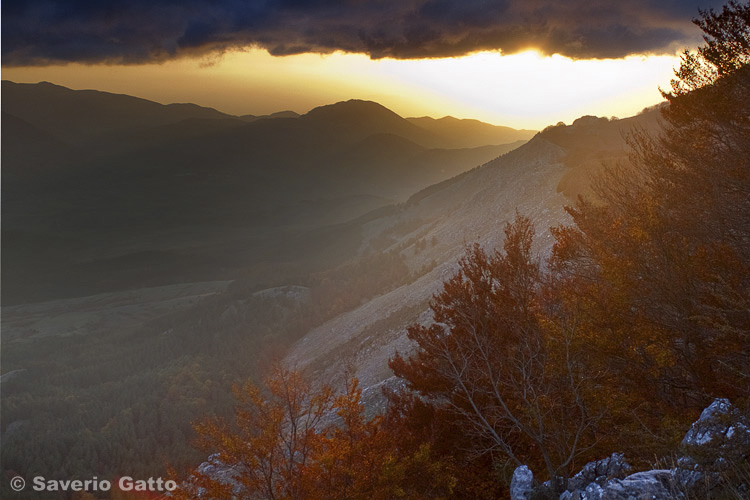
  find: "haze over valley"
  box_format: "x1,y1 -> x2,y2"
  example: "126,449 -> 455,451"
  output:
1,77 -> 659,479
2,2 -> 749,499
2,80 -> 546,481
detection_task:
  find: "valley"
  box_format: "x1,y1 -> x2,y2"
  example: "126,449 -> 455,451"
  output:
3,2 -> 748,499
2,81 -> 548,484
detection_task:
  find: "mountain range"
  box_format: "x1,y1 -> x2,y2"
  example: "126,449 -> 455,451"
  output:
0,81 -> 662,481
2,81 -> 534,305
284,110 -> 663,397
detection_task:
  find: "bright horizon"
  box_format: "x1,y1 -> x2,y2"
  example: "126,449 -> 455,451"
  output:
2,48 -> 680,130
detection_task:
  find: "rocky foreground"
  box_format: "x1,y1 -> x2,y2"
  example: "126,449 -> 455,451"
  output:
510,399 -> 750,500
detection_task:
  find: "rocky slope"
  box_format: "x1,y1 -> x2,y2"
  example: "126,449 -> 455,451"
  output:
284,110 -> 663,397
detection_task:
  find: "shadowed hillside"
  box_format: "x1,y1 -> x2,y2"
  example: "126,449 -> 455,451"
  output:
1,83 -> 535,486
2,82 -> 530,305
407,115 -> 537,148
1,82 -> 666,491
1,81 -> 234,146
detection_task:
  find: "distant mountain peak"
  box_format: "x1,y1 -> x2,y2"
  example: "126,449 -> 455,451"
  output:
298,98 -> 446,147
303,99 -> 403,121
406,115 -> 536,149
1,80 -> 234,145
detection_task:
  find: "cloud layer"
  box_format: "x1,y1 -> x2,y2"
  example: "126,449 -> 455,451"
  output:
2,0 -> 726,65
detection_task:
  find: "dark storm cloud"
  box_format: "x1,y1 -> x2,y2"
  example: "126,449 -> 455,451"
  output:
1,0 -> 727,65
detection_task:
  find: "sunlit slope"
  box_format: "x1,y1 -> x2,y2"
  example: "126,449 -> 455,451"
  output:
284,108 -> 664,396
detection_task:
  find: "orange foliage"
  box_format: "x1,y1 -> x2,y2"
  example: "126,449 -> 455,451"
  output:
178,366 -> 454,500
179,6 -> 750,497
390,215 -> 606,486
547,1 -> 750,459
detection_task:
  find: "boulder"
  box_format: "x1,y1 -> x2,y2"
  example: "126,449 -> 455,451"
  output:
193,453 -> 246,497
680,398 -> 750,468
676,397 -> 750,495
565,468 -> 679,500
511,465 -> 534,500
600,470 -> 676,500
509,399 -> 750,500
567,452 -> 632,492
581,482 -> 604,500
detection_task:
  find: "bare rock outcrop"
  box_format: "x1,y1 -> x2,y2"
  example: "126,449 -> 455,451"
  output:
510,465 -> 534,500
512,398 -> 750,500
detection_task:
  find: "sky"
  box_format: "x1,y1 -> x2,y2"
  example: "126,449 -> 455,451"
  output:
1,0 -> 727,129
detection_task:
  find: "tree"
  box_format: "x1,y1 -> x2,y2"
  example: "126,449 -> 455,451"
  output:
178,366 -> 454,500
179,365 -> 334,500
552,0 -> 750,459
390,214 -> 603,488
304,375 -> 455,500
381,387 -> 496,500
304,375 -> 387,500
669,0 -> 750,94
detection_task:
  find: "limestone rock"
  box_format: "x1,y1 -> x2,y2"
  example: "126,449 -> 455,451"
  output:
567,452 -> 632,492
600,470 -> 676,500
511,465 -> 534,500
681,398 -> 750,467
510,399 -> 749,500
677,397 -> 750,495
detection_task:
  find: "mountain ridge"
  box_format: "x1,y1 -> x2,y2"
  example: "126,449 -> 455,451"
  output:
1,82 -> 668,484
283,108 -> 665,394
1,82 -> 533,305
407,115 -> 537,148
1,80 -> 234,144
2,81 -> 537,150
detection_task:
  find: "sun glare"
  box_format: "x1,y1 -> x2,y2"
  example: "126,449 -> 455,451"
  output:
2,48 -> 679,129
366,50 -> 678,128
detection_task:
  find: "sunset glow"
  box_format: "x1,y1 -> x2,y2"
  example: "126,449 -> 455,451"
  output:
3,48 -> 679,129
4,1 -> 747,495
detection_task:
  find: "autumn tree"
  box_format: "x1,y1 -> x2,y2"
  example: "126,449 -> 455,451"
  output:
390,214 -> 604,489
670,0 -> 750,93
304,375 -> 455,500
178,366 -> 454,500
381,387 -> 497,500
304,375 -> 389,500
550,0 -> 750,458
178,365 -> 334,500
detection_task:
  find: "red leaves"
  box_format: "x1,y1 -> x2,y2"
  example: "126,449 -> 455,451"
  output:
180,367 -> 455,500
390,215 -> 605,484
